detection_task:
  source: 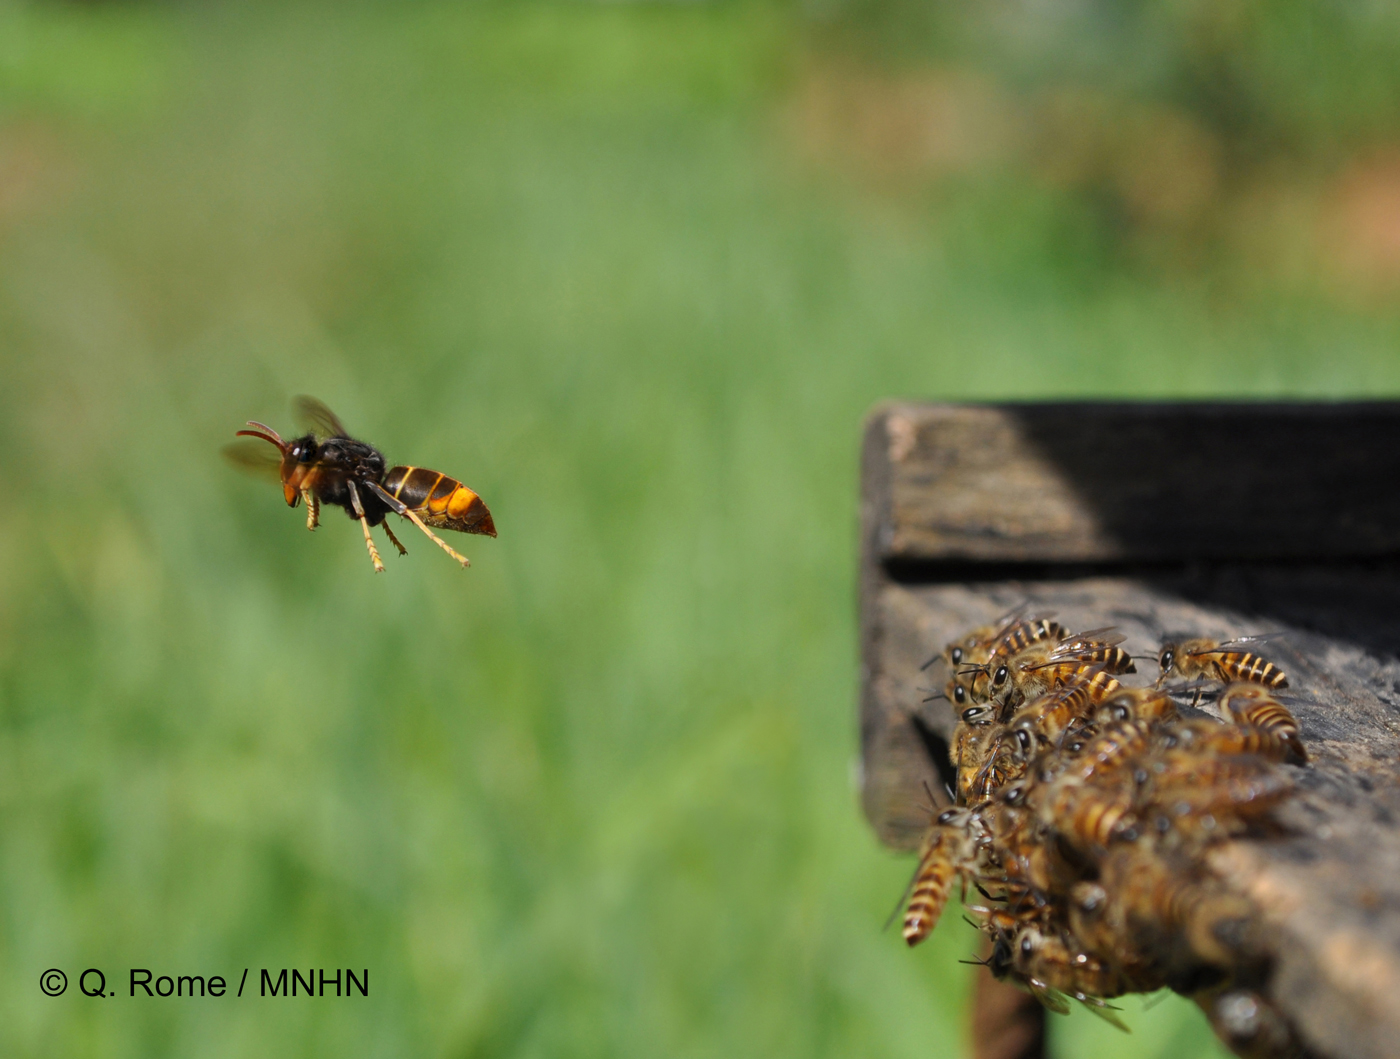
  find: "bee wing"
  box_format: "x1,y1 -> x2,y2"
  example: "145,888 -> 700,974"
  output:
1217,633 -> 1287,648
1057,626 -> 1125,646
223,439 -> 284,480
1024,659 -> 1107,677
293,395 -> 351,439
1074,995 -> 1129,1032
1059,626 -> 1117,641
1027,981 -> 1072,1016
1187,633 -> 1286,656
993,602 -> 1033,624
1050,635 -> 1127,660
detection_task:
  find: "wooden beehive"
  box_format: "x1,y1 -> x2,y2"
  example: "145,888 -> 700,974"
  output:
858,402 -> 1400,1059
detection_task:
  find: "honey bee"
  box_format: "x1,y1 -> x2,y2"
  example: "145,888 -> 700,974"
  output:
1132,751 -> 1291,855
1094,848 -> 1258,978
920,606 -> 1041,674
986,798 -> 1079,896
1157,637 -> 1288,689
226,397 -> 496,573
1198,988 -> 1299,1059
963,900 -> 1042,936
1039,771 -> 1139,854
1004,683 -> 1098,763
991,631 -> 1131,707
1141,752 -> 1293,827
1216,684 -> 1307,764
989,617 -> 1069,664
1063,720 -> 1155,785
905,614 -> 1311,1027
1155,718 -> 1297,767
1045,628 -> 1137,673
1016,661 -> 1124,706
1093,687 -> 1178,726
903,808 -> 982,946
993,924 -> 1133,1030
951,704 -> 997,780
963,734 -> 1024,807
1010,924 -> 1135,1000
923,619 -> 1003,673
972,620 -> 1073,704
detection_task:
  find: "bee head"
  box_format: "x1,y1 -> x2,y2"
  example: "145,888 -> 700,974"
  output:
1100,692 -> 1135,723
988,936 -> 1014,979
1011,725 -> 1035,760
1158,643 -> 1177,675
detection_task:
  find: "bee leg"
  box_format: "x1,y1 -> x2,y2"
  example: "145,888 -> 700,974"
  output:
364,480 -> 470,568
346,481 -> 385,574
301,488 -> 320,531
381,520 -> 408,556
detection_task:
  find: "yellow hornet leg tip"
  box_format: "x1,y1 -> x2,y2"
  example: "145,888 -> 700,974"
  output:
358,514 -> 385,573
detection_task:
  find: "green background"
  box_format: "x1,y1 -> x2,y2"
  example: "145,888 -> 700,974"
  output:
2,1 -> 1398,1056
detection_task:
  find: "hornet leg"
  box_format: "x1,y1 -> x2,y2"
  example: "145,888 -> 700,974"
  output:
346,480 -> 385,573
301,488 -> 320,531
381,520 -> 408,556
364,480 -> 470,568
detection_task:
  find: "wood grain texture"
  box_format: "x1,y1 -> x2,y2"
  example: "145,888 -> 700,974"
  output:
857,402 -> 1400,1059
866,402 -> 1400,564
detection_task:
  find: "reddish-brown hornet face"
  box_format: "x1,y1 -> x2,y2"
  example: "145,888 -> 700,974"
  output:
279,435 -> 320,506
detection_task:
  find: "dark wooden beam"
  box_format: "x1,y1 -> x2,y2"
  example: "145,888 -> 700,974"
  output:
867,401 -> 1400,566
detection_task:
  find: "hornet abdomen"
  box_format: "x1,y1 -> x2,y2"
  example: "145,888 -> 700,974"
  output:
383,466 -> 497,537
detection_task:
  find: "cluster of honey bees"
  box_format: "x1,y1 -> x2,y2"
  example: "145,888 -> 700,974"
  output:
903,611 -> 1305,1040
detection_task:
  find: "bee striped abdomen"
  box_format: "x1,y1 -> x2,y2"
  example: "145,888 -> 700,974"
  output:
1080,646 -> 1136,674
384,466 -> 497,537
1210,652 -> 1287,688
994,620 -> 1067,660
1218,686 -> 1307,763
903,836 -> 959,946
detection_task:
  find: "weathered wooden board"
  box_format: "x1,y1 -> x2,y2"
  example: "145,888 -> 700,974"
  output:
867,402 -> 1400,565
858,402 -> 1400,1059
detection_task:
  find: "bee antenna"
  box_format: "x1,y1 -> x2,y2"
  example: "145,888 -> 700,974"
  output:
884,852 -> 929,932
958,956 -> 993,967
918,655 -> 941,672
919,780 -> 942,815
922,692 -> 947,703
944,782 -> 955,801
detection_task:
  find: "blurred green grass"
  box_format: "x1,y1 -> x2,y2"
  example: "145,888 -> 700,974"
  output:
1,1 -> 1398,1057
